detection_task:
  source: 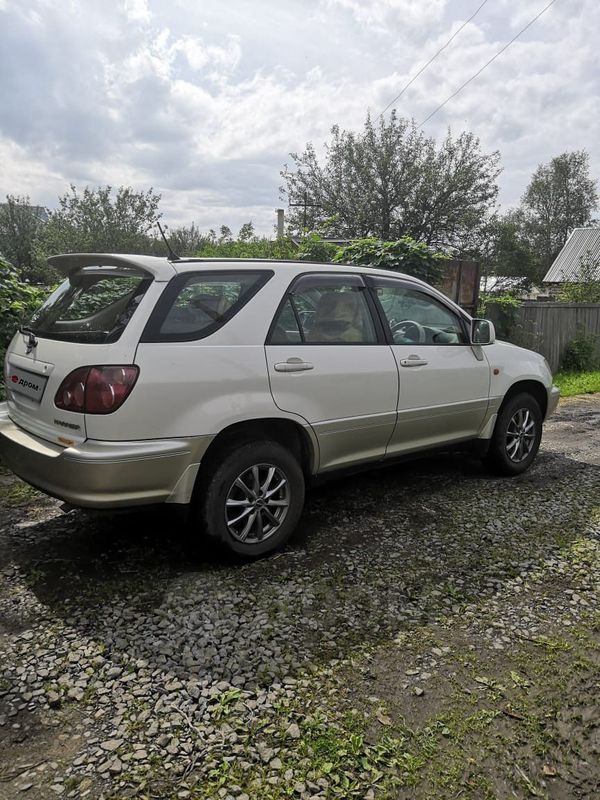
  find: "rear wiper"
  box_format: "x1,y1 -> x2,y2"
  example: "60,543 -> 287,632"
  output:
19,325 -> 38,353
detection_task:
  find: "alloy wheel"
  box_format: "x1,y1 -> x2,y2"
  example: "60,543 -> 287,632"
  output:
225,463 -> 290,544
505,408 -> 536,462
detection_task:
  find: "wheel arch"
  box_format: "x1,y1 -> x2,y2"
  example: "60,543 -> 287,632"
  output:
499,379 -> 548,419
196,417 -> 317,485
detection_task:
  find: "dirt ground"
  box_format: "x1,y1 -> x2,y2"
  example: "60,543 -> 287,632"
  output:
541,394 -> 600,465
0,394 -> 599,800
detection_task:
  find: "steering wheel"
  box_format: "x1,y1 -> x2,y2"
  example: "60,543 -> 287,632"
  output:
391,319 -> 426,344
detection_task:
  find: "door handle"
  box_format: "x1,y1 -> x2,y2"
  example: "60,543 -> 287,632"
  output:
400,355 -> 428,367
274,359 -> 314,373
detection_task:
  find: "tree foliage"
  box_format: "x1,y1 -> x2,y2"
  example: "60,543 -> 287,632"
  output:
0,259 -> 47,398
557,253 -> 600,303
296,233 -> 338,263
561,328 -> 600,371
0,195 -> 47,281
194,223 -> 298,260
470,211 -> 537,291
281,112 -> 501,251
521,150 -> 598,277
333,236 -> 447,283
33,185 -> 162,280
150,222 -> 211,257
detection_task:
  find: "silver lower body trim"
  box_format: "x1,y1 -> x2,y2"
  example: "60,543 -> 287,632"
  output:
0,409 -> 213,508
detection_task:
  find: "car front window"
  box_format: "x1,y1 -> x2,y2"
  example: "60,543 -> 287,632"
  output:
373,283 -> 467,345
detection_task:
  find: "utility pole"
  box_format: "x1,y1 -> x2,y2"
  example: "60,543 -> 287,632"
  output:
289,191 -> 320,231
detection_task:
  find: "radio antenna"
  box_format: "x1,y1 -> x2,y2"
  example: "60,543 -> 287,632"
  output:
157,220 -> 180,261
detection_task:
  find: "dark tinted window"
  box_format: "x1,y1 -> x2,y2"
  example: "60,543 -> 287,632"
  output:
373,283 -> 467,345
143,271 -> 271,342
269,275 -> 377,345
28,269 -> 151,343
269,299 -> 302,344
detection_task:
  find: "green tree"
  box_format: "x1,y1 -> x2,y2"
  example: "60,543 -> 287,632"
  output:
195,235 -> 297,260
557,253 -> 600,302
149,222 -> 210,257
334,236 -> 447,283
296,233 -> 338,263
0,259 -> 47,398
281,111 -> 501,250
0,195 -> 48,281
237,222 -> 255,242
521,150 -> 598,278
471,211 -> 537,292
34,185 -> 162,280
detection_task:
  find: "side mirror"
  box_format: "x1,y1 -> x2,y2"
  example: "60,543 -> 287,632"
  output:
471,318 -> 495,345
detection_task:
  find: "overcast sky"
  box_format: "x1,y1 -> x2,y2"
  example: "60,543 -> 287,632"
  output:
0,0 -> 598,236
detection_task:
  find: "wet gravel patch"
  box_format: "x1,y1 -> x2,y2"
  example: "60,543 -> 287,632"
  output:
0,396 -> 599,799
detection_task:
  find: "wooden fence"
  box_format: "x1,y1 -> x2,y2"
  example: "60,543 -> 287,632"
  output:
488,302 -> 600,372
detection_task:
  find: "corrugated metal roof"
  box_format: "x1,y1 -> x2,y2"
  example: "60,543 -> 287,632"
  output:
544,227 -> 600,282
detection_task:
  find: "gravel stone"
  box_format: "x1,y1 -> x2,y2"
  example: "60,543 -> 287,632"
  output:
0,396 -> 598,798
286,723 -> 301,739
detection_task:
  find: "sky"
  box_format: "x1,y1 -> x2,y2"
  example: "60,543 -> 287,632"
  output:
0,0 -> 599,236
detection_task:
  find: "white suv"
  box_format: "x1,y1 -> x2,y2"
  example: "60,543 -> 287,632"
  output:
0,254 -> 559,555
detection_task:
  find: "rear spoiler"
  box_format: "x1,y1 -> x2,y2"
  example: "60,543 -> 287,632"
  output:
47,253 -> 177,282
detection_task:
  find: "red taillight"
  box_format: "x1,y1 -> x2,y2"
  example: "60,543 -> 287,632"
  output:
54,366 -> 139,414
55,367 -> 90,413
85,366 -> 139,414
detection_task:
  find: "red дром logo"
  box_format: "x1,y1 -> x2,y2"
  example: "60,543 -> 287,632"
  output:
11,375 -> 18,383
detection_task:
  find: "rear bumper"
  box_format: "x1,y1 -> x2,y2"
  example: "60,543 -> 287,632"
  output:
0,405 -> 213,508
547,385 -> 560,418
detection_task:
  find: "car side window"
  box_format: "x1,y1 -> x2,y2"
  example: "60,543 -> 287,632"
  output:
269,299 -> 303,344
269,276 -> 378,345
141,271 -> 272,342
372,283 -> 468,345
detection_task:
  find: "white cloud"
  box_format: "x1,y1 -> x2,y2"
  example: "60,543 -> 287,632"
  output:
111,28 -> 241,86
0,0 -> 599,233
326,0 -> 446,29
0,139 -> 67,207
123,0 -> 151,24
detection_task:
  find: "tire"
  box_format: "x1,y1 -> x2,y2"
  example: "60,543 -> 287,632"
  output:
483,392 -> 543,476
198,440 -> 305,557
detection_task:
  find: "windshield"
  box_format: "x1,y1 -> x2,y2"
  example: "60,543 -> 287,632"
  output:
28,269 -> 152,344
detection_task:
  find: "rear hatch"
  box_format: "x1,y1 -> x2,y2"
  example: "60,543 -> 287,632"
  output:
4,255 -> 173,446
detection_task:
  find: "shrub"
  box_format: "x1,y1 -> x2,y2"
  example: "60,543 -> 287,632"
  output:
0,260 -> 48,398
557,253 -> 600,303
477,292 -> 520,319
296,233 -> 338,263
561,329 -> 600,372
195,236 -> 297,260
334,236 -> 447,283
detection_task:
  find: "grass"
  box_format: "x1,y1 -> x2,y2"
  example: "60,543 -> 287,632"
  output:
0,479 -> 41,506
553,370 -> 600,397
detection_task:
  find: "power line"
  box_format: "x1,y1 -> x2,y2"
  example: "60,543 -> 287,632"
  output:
419,0 -> 559,125
377,0 -> 491,121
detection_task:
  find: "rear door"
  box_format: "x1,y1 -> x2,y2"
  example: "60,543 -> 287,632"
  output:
367,276 -> 490,455
265,272 -> 398,471
4,267 -> 156,446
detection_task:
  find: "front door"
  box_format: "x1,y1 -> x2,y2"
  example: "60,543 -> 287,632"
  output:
265,273 -> 399,471
367,277 -> 491,456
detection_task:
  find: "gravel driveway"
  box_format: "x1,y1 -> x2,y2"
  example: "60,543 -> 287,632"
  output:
1,396 -> 599,800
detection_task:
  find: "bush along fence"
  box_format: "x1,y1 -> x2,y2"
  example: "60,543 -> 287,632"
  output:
486,301 -> 600,373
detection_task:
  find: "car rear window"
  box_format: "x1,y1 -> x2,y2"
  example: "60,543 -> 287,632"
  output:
27,268 -> 152,344
141,270 -> 272,342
